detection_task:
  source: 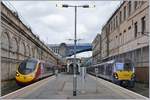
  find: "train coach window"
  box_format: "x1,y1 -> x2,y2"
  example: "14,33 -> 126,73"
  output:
101,65 -> 105,75
107,64 -> 113,75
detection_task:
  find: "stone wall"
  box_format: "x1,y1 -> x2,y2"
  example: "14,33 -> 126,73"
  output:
1,3 -> 58,81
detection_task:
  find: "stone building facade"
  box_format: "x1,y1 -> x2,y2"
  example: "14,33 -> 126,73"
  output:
92,34 -> 101,64
1,3 -> 59,81
48,43 -> 69,58
92,1 -> 149,82
66,57 -> 81,74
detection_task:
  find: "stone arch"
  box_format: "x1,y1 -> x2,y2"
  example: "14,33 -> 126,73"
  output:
32,47 -> 35,58
35,47 -> 38,59
1,31 -> 10,57
10,37 -> 18,59
26,44 -> 30,57
68,63 -> 79,74
29,46 -> 33,57
19,40 -> 26,60
1,31 -> 10,80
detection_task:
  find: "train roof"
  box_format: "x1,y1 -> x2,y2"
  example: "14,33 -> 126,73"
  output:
93,58 -> 133,67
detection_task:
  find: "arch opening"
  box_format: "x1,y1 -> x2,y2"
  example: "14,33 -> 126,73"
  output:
68,63 -> 79,74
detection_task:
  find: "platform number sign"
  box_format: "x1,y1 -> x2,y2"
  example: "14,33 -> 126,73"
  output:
95,68 -> 98,74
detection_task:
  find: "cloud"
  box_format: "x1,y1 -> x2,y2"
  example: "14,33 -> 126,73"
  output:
4,0 -> 121,45
40,14 -> 68,32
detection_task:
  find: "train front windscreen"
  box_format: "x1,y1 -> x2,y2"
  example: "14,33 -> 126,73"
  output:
115,62 -> 134,71
18,59 -> 37,75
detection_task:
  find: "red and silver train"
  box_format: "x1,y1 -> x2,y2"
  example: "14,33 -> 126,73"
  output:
15,58 -> 56,85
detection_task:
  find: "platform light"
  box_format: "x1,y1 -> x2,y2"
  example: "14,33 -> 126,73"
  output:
83,4 -> 95,8
89,4 -> 96,8
83,5 -> 89,8
62,4 -> 69,8
56,4 -> 63,8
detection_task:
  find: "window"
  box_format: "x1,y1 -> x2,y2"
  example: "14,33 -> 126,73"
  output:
124,6 -> 126,20
1,32 -> 9,57
119,11 -> 122,24
124,63 -> 133,71
123,30 -> 126,33
113,19 -> 115,30
111,21 -> 113,31
128,26 -> 131,30
134,22 -> 138,38
1,32 -> 9,50
18,59 -> 37,74
114,18 -> 116,29
134,1 -> 138,10
141,1 -> 146,5
116,16 -> 118,27
128,1 -> 131,16
108,24 -> 110,33
116,63 -> 124,71
141,16 -> 146,34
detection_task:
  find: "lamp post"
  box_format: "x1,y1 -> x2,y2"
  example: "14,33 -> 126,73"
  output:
56,4 -> 95,96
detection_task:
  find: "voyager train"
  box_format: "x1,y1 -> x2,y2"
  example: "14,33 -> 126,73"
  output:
88,59 -> 135,87
15,58 -> 55,85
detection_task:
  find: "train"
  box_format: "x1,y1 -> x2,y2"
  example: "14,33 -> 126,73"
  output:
15,58 -> 56,85
88,59 -> 135,87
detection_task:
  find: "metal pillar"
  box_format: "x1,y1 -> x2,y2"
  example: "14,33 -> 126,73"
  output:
73,6 -> 77,96
141,47 -> 143,68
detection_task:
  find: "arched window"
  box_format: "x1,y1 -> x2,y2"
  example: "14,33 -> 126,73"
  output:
32,47 -> 35,58
26,45 -> 30,57
1,32 -> 10,80
11,38 -> 18,52
19,41 -> 26,60
1,32 -> 9,57
10,37 -> 18,59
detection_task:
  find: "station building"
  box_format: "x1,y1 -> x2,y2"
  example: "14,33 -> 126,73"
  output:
92,1 -> 149,82
66,57 -> 81,74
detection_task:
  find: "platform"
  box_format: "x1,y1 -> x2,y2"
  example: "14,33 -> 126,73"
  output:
1,74 -> 148,99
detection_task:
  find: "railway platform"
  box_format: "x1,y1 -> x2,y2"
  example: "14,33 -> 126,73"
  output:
1,73 -> 148,99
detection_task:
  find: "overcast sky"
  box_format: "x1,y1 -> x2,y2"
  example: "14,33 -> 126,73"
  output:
3,1 -> 121,57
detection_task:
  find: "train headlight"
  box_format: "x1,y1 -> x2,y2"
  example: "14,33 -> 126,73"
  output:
115,75 -> 118,79
113,73 -> 118,79
131,73 -> 135,79
16,72 -> 19,77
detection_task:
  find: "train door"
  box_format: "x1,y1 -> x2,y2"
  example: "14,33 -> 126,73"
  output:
39,63 -> 44,75
107,64 -> 113,80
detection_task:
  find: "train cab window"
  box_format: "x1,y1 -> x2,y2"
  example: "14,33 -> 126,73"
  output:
18,59 -> 37,74
115,63 -> 124,71
124,63 -> 133,71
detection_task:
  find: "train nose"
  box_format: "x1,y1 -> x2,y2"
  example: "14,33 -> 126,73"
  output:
15,72 -> 35,84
